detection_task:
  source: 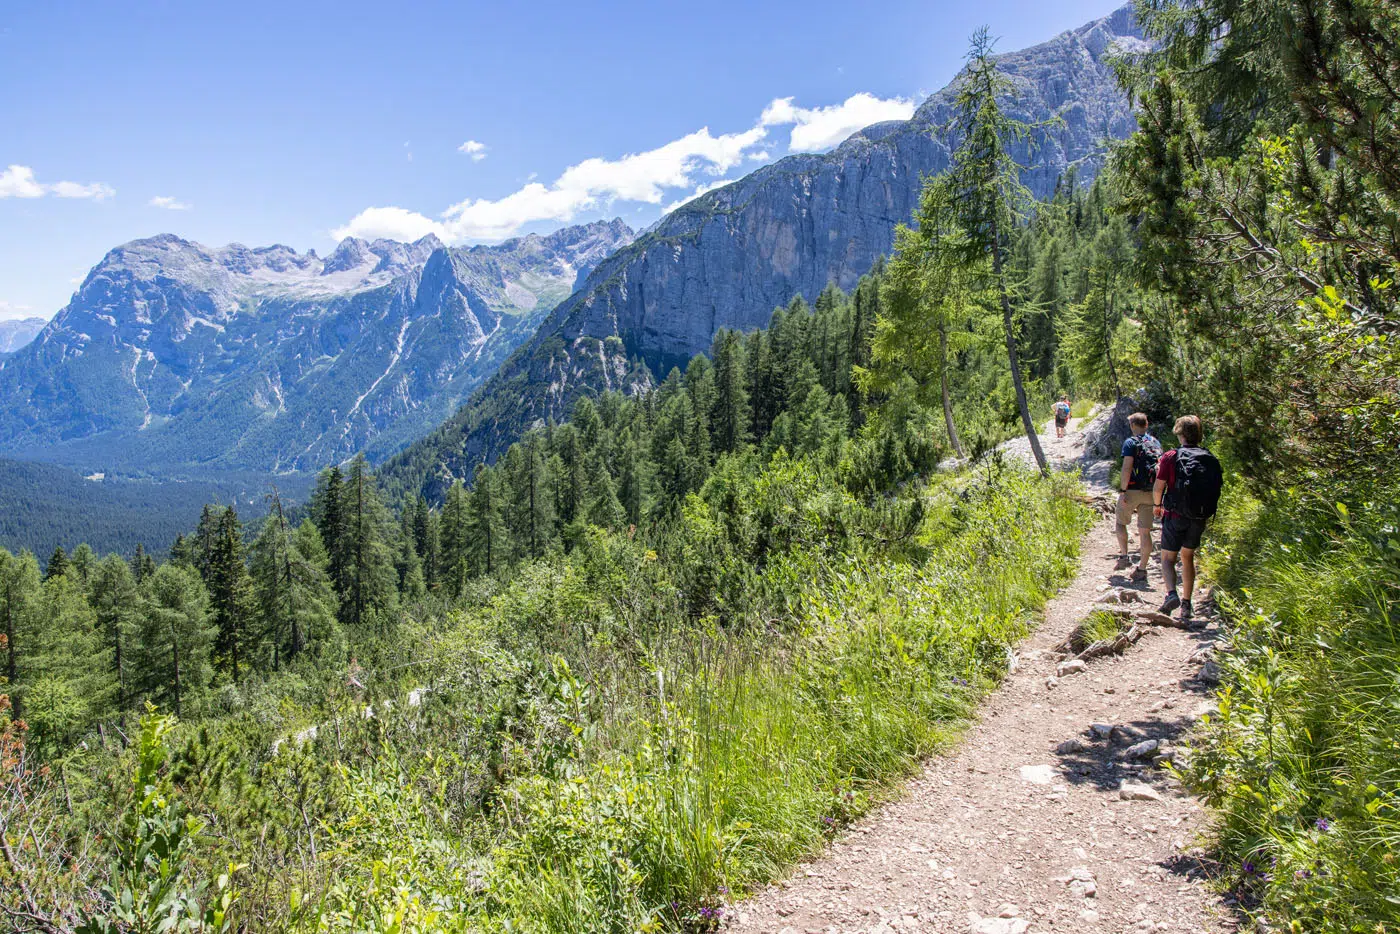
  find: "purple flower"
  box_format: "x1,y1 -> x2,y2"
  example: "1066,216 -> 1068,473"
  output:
1296,869 -> 1313,880
823,816 -> 835,825
1242,860 -> 1257,875
717,885 -> 728,894
1315,817 -> 1332,832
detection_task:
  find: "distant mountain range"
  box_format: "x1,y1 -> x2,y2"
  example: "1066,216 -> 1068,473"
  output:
0,220 -> 632,473
380,4 -> 1146,500
0,317 -> 46,355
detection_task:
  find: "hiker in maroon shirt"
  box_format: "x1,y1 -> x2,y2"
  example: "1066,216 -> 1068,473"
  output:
1152,415 -> 1223,621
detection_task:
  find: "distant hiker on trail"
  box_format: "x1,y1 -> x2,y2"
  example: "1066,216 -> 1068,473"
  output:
1053,396 -> 1072,438
1153,415 -> 1223,621
1115,412 -> 1160,580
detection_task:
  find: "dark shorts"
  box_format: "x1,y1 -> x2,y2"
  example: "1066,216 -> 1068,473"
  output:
1055,415 -> 1068,427
1161,514 -> 1207,552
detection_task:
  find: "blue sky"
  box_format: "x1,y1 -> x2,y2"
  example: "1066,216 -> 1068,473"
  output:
0,0 -> 1118,320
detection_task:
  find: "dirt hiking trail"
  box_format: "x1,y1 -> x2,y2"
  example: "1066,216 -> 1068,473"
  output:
728,417 -> 1236,934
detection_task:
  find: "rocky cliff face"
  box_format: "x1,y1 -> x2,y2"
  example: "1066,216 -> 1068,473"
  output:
0,317 -> 46,355
380,5 -> 1145,500
0,219 -> 633,472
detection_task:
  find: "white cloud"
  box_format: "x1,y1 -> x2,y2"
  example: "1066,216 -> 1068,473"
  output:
51,180 -> 115,200
1,164 -> 115,200
335,124 -> 770,243
761,92 -> 915,152
0,165 -> 44,198
459,139 -> 488,162
0,300 -> 34,320
149,195 -> 191,210
334,89 -> 915,245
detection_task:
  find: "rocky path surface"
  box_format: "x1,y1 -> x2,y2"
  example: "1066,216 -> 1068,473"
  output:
728,420 -> 1236,934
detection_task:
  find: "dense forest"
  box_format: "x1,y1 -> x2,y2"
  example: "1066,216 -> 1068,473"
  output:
2,1 -> 1398,931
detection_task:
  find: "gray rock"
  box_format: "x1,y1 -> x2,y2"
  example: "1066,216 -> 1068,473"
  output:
1057,659 -> 1088,677
1090,723 -> 1115,740
1119,781 -> 1163,801
1120,739 -> 1160,760
1056,738 -> 1089,754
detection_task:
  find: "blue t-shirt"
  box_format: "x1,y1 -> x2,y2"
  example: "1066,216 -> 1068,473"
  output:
1120,433 -> 1162,490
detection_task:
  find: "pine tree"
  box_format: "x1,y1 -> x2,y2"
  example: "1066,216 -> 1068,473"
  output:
949,27 -> 1049,473
250,493 -> 339,664
439,481 -> 470,595
91,554 -> 139,713
467,463 -> 502,575
710,329 -> 751,454
341,456 -> 399,630
311,465 -> 348,599
45,545 -> 69,581
131,543 -> 156,584
27,573 -> 114,749
208,507 -> 255,680
0,549 -> 42,721
135,563 -> 214,718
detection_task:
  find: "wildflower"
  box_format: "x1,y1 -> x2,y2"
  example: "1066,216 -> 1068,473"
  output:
1242,859 -> 1257,875
717,885 -> 728,895
822,816 -> 835,825
1315,817 -> 1332,832
1296,869 -> 1313,880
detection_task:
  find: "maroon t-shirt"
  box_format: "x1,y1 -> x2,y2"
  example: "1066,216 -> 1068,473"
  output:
1157,449 -> 1179,518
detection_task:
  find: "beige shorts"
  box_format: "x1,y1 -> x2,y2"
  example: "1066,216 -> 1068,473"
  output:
1115,489 -> 1154,530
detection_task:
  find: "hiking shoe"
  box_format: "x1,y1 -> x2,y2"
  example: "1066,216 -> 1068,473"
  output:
1114,555 -> 1134,571
1130,566 -> 1148,582
1159,592 -> 1181,614
1180,599 -> 1194,621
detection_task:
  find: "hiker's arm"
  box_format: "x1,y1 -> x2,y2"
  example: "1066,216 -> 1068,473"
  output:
1120,456 -> 1133,492
1152,476 -> 1167,517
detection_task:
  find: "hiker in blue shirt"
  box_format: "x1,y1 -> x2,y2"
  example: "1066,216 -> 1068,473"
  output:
1115,412 -> 1161,580
1053,396 -> 1072,438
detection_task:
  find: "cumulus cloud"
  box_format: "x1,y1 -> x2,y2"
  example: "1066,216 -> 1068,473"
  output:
1,164 -> 114,200
761,92 -> 915,152
149,195 -> 191,210
459,139 -> 488,162
335,124 -> 769,243
334,90 -> 915,244
0,165 -> 44,198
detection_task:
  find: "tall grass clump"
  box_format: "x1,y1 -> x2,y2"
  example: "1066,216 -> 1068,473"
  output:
1185,484 -> 1400,932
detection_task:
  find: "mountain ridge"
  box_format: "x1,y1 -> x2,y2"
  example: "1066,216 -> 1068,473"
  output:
380,3 -> 1145,500
0,218 -> 634,473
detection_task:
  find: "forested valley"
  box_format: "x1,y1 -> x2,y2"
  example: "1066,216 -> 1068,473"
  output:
3,1 -> 1399,931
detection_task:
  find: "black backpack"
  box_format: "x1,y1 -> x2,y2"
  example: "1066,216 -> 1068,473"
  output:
1128,434 -> 1162,489
1167,446 -> 1223,520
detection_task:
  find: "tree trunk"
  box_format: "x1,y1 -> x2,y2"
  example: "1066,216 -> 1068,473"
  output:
1103,284 -> 1122,401
170,617 -> 182,718
939,325 -> 965,458
4,586 -> 19,721
991,216 -> 1048,473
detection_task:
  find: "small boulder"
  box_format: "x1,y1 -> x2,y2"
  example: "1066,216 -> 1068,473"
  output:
1199,661 -> 1222,684
1119,781 -> 1163,801
1090,723 -> 1115,740
1121,739 -> 1160,760
1057,659 -> 1088,677
1056,738 -> 1089,755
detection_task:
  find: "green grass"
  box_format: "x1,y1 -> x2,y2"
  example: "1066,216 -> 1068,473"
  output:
1071,399 -> 1096,419
303,468 -> 1089,932
1185,485 -> 1400,932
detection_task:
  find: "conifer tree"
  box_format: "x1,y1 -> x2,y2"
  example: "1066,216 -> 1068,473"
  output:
950,27 -> 1049,473
26,573 -> 114,748
467,463 -> 502,575
311,465 -> 348,598
90,554 -> 139,712
0,548 -> 42,720
340,456 -> 399,631
207,506 -> 255,680
136,563 -> 214,718
45,545 -> 68,581
710,330 -> 751,454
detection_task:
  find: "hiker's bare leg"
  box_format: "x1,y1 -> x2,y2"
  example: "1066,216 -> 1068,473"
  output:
1115,520 -> 1129,558
1179,547 -> 1195,600
1138,525 -> 1152,570
1161,548 -> 1178,595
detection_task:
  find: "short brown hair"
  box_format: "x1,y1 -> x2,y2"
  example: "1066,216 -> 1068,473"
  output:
1128,412 -> 1149,430
1173,415 -> 1203,446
